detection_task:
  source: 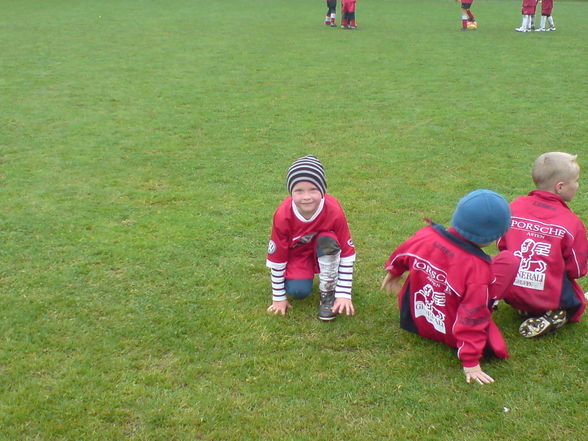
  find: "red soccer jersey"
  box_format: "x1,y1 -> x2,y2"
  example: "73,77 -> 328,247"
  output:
497,190 -> 588,321
385,223 -> 508,368
266,194 -> 355,280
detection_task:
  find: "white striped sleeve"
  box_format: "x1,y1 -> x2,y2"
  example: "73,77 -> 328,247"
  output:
267,260 -> 287,301
335,255 -> 355,299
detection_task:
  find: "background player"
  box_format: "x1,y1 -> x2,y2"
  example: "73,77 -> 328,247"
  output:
325,0 -> 337,27
341,0 -> 358,30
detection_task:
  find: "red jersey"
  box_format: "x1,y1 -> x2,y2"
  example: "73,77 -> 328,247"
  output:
385,223 -> 508,368
497,190 -> 588,321
266,194 -> 355,280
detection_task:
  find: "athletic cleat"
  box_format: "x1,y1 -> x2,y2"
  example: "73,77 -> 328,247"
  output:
535,27 -> 546,32
319,291 -> 336,321
519,310 -> 567,338
348,25 -> 357,30
545,26 -> 556,32
515,27 -> 531,33
330,22 -> 337,27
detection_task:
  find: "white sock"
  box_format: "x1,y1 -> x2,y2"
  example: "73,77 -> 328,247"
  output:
540,16 -> 546,28
318,252 -> 340,293
523,15 -> 530,29
548,16 -> 555,27
530,15 -> 535,28
331,13 -> 336,20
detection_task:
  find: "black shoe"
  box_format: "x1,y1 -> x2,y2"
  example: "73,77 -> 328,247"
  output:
319,291 -> 336,321
519,310 -> 567,338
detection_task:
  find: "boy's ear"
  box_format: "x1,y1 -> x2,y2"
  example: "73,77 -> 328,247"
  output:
554,181 -> 565,194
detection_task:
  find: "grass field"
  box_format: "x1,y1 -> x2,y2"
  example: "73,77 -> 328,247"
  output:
1,0 -> 587,440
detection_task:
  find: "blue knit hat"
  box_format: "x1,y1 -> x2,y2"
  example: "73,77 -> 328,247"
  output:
451,189 -> 511,244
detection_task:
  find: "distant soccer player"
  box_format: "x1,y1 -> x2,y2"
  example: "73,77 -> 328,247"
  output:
497,152 -> 587,337
341,0 -> 358,30
324,0 -> 337,27
456,0 -> 477,31
536,0 -> 556,32
266,155 -> 356,321
515,0 -> 538,32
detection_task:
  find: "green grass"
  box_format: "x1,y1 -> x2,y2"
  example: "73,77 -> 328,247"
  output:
1,0 -> 587,440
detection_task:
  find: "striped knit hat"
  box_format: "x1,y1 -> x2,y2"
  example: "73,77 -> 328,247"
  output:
286,155 -> 327,196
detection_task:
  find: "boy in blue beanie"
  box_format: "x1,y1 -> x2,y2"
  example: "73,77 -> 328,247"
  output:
382,189 -> 519,385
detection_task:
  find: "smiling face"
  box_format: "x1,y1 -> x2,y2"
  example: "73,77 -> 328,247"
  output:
291,181 -> 323,219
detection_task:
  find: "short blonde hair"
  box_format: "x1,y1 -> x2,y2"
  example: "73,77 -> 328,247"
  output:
532,152 -> 580,190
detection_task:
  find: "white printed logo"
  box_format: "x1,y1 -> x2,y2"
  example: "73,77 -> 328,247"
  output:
414,284 -> 447,334
267,240 -> 277,255
513,238 -> 550,290
413,258 -> 447,285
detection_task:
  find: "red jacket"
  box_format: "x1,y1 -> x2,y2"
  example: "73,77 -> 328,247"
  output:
497,190 -> 588,321
385,223 -> 508,368
266,194 -> 355,278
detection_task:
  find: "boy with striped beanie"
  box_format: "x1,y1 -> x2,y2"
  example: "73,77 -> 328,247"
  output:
266,155 -> 356,321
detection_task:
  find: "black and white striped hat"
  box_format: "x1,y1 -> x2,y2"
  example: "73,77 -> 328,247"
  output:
286,155 -> 327,195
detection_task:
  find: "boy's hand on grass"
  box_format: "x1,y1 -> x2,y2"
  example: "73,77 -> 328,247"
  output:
332,298 -> 355,316
267,300 -> 291,315
380,273 -> 402,295
463,365 -> 495,385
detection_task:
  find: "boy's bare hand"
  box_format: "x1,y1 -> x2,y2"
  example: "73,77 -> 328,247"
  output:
463,365 -> 495,385
332,298 -> 355,316
267,300 -> 291,315
381,273 -> 403,295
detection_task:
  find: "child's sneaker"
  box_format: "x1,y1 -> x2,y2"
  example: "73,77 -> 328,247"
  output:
319,291 -> 336,321
545,26 -> 556,32
348,25 -> 357,30
341,25 -> 349,29
515,27 -> 531,33
519,309 -> 567,338
535,27 -> 546,32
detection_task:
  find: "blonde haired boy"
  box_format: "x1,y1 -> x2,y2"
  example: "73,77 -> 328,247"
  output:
497,152 -> 588,337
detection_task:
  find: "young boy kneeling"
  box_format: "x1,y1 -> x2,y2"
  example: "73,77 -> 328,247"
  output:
266,155 -> 356,321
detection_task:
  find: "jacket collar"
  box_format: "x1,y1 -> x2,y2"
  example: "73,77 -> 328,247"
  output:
528,190 -> 570,209
430,222 -> 492,263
